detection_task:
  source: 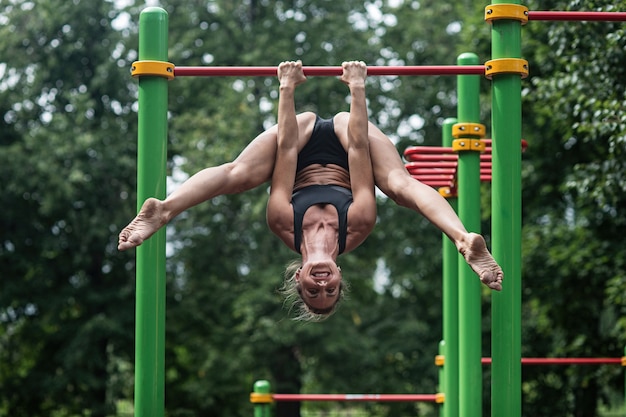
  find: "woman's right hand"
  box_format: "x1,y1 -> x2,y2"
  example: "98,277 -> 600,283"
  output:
278,60 -> 307,88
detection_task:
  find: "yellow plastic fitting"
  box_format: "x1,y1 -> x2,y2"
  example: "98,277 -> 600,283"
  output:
452,139 -> 486,152
438,187 -> 457,198
484,4 -> 529,24
436,393 -> 446,404
621,356 -> 626,366
250,393 -> 274,404
485,58 -> 529,79
435,354 -> 445,366
452,122 -> 486,139
131,60 -> 175,80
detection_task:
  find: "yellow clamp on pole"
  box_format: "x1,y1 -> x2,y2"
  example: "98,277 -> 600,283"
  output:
484,4 -> 529,24
438,187 -> 457,198
131,60 -> 175,80
435,393 -> 446,404
435,354 -> 445,366
452,122 -> 486,139
452,139 -> 486,152
621,356 -> 626,366
485,58 -> 529,79
250,392 -> 274,404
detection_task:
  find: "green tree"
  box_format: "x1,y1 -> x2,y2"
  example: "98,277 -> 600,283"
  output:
0,0 -> 138,415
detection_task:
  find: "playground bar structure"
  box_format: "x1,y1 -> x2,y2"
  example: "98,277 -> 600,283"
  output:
173,65 -> 486,77
131,5 -> 626,417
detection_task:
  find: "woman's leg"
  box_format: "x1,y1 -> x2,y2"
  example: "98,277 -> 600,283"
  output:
367,122 -> 503,290
118,127 -> 279,250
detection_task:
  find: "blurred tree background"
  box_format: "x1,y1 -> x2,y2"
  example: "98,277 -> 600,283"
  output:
0,0 -> 625,416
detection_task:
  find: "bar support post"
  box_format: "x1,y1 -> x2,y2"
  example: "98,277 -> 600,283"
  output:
134,7 -> 169,417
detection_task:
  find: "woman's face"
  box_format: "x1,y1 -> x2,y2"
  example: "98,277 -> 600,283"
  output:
296,261 -> 342,312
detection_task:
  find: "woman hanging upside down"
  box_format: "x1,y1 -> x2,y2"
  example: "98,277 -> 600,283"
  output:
118,60 -> 503,321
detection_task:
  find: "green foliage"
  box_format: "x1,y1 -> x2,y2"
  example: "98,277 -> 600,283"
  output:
0,1 -> 138,416
518,0 -> 626,415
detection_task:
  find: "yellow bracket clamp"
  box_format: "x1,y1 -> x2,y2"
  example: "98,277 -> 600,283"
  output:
485,4 -> 529,24
435,393 -> 445,404
452,122 -> 486,139
439,187 -> 457,199
435,354 -> 445,366
453,139 -> 486,152
485,58 -> 529,79
131,60 -> 175,80
622,356 -> 626,366
250,393 -> 274,404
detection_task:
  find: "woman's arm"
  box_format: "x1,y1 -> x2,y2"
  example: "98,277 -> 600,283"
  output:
266,61 -> 307,238
342,62 -> 377,243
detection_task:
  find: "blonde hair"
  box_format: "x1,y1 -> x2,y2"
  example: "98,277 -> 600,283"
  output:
279,259 -> 349,322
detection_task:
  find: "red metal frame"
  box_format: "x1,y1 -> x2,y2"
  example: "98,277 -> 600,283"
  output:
528,11 -> 626,21
173,65 -> 486,77
482,357 -> 624,365
272,393 -> 439,402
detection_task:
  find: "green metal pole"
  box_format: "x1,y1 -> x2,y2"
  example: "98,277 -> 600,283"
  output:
456,52 -> 482,417
134,7 -> 169,417
442,117 -> 459,417
253,380 -> 272,417
490,2 -> 523,417
438,340 -> 446,417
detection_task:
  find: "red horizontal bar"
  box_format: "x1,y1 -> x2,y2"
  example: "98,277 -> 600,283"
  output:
405,154 -> 459,162
410,178 -> 454,187
528,11 -> 626,21
412,175 -> 456,181
403,153 -> 493,163
405,161 -> 458,169
481,357 -> 623,365
403,146 -> 456,155
173,65 -> 486,77
272,393 -> 439,402
406,168 -> 456,175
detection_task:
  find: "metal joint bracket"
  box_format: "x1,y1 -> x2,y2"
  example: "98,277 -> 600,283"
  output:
484,4 -> 529,24
452,139 -> 486,152
435,354 -> 445,366
131,60 -> 175,80
452,122 -> 486,139
485,58 -> 529,79
250,393 -> 274,404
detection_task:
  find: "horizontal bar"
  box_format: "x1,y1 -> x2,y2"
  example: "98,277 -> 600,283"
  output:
173,65 -> 486,77
482,357 -> 623,365
528,11 -> 626,21
406,168 -> 456,175
403,146 -> 455,154
272,393 -> 439,402
404,148 -> 492,157
412,175 -> 456,180
406,168 -> 491,175
410,178 -> 454,187
406,161 -> 458,168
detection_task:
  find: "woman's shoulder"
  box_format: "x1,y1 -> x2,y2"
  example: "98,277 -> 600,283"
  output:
297,111 -> 318,124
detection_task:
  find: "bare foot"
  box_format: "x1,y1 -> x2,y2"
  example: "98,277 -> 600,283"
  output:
458,233 -> 504,291
118,198 -> 167,251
